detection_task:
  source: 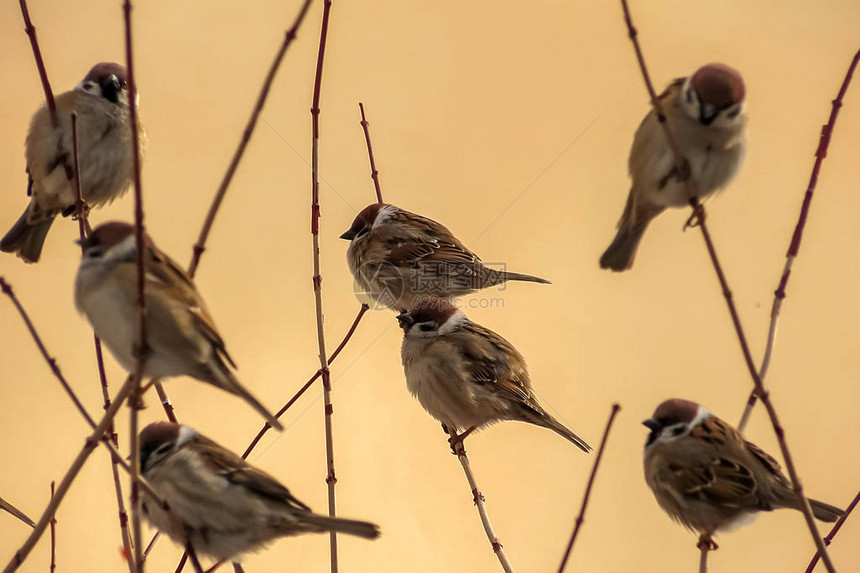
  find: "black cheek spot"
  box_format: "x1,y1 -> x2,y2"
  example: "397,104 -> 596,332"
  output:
726,108 -> 740,119
672,427 -> 685,437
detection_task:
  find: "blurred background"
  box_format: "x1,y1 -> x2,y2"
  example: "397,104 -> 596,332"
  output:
1,0 -> 858,571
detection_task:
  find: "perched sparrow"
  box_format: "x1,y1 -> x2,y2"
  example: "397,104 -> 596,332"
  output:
140,422 -> 380,560
1,62 -> 145,263
398,298 -> 590,451
341,203 -> 549,310
74,222 -> 282,430
600,63 -> 747,271
643,399 -> 842,544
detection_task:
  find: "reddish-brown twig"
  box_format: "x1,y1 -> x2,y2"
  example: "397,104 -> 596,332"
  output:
241,304 -> 368,459
697,536 -> 712,573
49,483 -> 56,573
3,374 -> 136,573
358,103 -> 384,204
187,0 -> 314,278
122,2 -> 147,570
17,0 -> 56,127
738,48 -> 860,433
0,276 -> 95,427
557,404 -> 621,573
309,2 -> 338,570
805,489 -> 860,572
449,434 -> 515,573
618,2 -> 835,569
72,111 -> 136,572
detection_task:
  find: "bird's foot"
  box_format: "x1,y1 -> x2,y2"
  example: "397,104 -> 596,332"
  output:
447,426 -> 476,455
697,535 -> 718,551
684,198 -> 706,230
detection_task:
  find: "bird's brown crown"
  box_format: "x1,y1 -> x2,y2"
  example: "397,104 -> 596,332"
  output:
690,63 -> 745,108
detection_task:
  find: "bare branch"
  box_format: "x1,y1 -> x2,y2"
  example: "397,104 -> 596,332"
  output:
449,434 -> 515,573
805,489 -> 860,572
49,483 -> 56,573
241,304 -> 368,459
17,0 -> 57,127
309,1 -> 338,570
187,0 -> 314,278
3,375 -> 136,573
618,2 -> 836,568
358,103 -> 384,203
557,404 -> 621,573
738,48 -> 860,432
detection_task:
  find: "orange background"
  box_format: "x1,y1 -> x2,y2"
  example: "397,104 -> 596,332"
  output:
1,1 -> 858,571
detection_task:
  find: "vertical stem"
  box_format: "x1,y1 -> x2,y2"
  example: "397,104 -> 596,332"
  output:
310,1 -> 337,571
49,483 -> 56,573
123,1 -> 147,571
450,434 -> 515,573
698,539 -> 709,573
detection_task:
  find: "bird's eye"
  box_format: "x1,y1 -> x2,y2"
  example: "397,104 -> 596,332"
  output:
86,247 -> 104,258
418,323 -> 436,332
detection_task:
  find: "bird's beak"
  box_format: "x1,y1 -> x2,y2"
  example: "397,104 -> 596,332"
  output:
396,311 -> 413,329
77,236 -> 97,249
642,419 -> 661,431
340,229 -> 356,240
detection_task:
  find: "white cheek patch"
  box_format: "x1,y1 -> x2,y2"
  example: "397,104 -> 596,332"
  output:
75,81 -> 100,95
105,234 -> 138,263
437,311 -> 466,336
373,205 -> 398,228
176,425 -> 199,447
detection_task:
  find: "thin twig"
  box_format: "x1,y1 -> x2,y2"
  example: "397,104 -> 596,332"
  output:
49,483 -> 56,573
618,3 -> 835,569
310,2 -> 338,571
449,434 -> 515,573
3,375 -> 136,573
187,0 -> 314,277
358,103 -> 384,204
73,111 -> 136,573
0,276 -> 95,428
805,489 -> 860,572
17,0 -> 56,127
738,48 -> 860,432
240,304 -> 368,459
698,538 -> 710,573
122,2 -> 147,571
557,404 -> 621,573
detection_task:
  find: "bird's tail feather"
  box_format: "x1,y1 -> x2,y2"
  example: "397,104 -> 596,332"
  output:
503,271 -> 551,285
0,209 -> 55,263
537,413 -> 592,453
299,513 -> 381,540
807,498 -> 843,523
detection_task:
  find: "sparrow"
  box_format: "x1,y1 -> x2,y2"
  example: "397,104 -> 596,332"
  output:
643,398 -> 842,545
397,297 -> 590,451
1,62 -> 145,263
341,203 -> 549,310
74,222 -> 282,430
139,422 -> 380,561
600,63 -> 747,271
